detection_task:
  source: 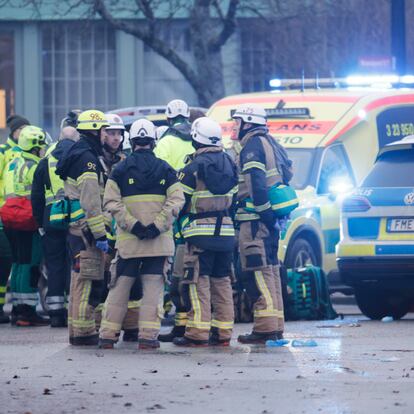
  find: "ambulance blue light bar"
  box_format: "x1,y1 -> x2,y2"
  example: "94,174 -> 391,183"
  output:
266,108 -> 310,117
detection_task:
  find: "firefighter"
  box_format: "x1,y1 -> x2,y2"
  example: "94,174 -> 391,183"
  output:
55,109 -> 110,346
173,117 -> 238,347
232,104 -> 293,344
99,118 -> 184,350
0,115 -> 30,323
95,113 -> 141,342
1,125 -> 48,326
154,99 -> 194,170
30,126 -> 79,327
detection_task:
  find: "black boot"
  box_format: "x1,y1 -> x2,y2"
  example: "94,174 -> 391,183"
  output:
209,328 -> 231,347
138,338 -> 160,350
158,325 -> 185,342
173,336 -> 208,347
0,309 -> 10,324
16,305 -> 49,327
70,333 -> 99,346
237,331 -> 278,345
50,313 -> 67,328
98,338 -> 117,349
123,329 -> 138,342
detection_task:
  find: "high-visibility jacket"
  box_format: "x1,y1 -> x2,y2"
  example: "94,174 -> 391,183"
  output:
44,144 -> 65,205
154,122 -> 194,170
3,151 -> 40,200
0,138 -> 22,206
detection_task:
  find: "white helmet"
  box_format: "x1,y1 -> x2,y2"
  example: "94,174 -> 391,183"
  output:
129,119 -> 156,141
191,117 -> 222,147
155,125 -> 168,141
105,113 -> 125,130
232,104 -> 267,125
165,99 -> 190,119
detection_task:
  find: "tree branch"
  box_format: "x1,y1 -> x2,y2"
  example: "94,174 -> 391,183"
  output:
209,0 -> 239,51
93,0 -> 203,94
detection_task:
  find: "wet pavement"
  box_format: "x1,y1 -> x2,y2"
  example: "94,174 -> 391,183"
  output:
1,302 -> 414,414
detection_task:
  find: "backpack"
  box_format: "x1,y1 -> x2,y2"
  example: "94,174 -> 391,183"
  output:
0,197 -> 38,231
283,265 -> 338,321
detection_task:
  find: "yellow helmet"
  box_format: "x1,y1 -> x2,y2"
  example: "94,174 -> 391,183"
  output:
76,109 -> 110,131
18,125 -> 47,152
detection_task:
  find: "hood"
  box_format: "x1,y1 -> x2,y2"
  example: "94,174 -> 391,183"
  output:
168,121 -> 192,141
51,138 -> 76,161
56,136 -> 99,180
123,150 -> 168,190
196,149 -> 238,195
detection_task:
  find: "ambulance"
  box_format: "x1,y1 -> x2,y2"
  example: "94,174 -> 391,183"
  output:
208,81 -> 414,291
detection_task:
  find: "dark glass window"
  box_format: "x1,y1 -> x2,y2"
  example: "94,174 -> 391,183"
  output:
41,22 -> 117,138
363,149 -> 414,187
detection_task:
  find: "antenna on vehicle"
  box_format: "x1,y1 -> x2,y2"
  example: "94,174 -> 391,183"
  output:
301,69 -> 305,92
315,71 -> 320,90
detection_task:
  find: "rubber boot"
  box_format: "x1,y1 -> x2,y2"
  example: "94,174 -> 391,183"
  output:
16,305 -> 49,327
138,338 -> 160,350
0,308 -> 10,324
173,336 -> 208,347
209,328 -> 230,347
123,329 -> 139,342
237,331 -> 279,345
98,338 -> 117,349
158,325 -> 185,342
70,333 -> 99,346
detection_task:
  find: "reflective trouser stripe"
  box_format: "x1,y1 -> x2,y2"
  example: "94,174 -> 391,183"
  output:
46,295 -> 65,310
0,285 -> 6,305
254,271 -> 274,314
175,312 -> 188,327
101,319 -> 122,331
211,319 -> 234,330
128,300 -> 141,309
187,284 -> 211,329
11,292 -> 38,306
139,321 -> 161,330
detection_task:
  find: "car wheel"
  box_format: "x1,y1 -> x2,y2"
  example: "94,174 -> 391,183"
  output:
385,293 -> 410,320
285,238 -> 318,269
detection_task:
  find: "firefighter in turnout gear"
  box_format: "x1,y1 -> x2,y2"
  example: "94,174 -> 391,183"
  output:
154,99 -> 194,170
30,127 -> 79,327
0,115 -> 29,323
232,104 -> 293,344
55,109 -> 110,346
1,125 -> 48,326
173,117 -> 238,347
95,113 -> 141,342
99,119 -> 184,350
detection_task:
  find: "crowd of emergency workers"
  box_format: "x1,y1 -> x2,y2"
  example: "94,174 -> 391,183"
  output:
0,99 -> 294,349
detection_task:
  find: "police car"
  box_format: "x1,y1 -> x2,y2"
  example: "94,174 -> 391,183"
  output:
337,136 -> 414,319
208,79 -> 414,292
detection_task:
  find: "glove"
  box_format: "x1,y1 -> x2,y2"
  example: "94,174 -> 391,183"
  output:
96,239 -> 109,253
259,208 -> 277,233
38,228 -> 46,237
131,221 -> 147,240
144,223 -> 161,240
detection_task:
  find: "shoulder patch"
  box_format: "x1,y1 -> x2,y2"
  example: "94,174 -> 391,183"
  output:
245,152 -> 255,160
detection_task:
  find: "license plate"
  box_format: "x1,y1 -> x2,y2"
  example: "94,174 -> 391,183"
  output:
387,218 -> 414,232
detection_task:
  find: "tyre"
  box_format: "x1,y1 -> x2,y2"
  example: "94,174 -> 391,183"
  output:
355,286 -> 409,320
285,238 -> 318,269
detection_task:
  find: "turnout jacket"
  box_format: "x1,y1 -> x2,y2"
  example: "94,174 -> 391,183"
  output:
103,149 -> 184,258
179,146 -> 238,251
55,135 -> 106,240
236,127 -> 293,223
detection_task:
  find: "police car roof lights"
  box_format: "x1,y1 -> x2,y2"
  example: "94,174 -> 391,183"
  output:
342,195 -> 372,213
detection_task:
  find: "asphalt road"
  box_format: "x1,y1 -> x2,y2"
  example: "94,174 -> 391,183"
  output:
1,302 -> 414,414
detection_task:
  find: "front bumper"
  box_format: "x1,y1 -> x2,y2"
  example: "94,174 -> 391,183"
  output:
337,256 -> 414,288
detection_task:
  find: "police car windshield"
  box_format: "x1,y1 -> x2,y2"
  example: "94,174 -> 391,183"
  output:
285,148 -> 314,190
363,149 -> 414,187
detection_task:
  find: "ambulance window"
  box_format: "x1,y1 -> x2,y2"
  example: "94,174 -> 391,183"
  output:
317,145 -> 354,194
363,149 -> 414,187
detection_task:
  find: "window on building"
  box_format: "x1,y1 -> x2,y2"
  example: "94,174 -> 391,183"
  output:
240,22 -> 280,93
41,22 -> 116,138
0,30 -> 15,130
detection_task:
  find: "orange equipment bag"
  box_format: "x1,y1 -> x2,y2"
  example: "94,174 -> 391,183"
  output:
0,197 -> 38,231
